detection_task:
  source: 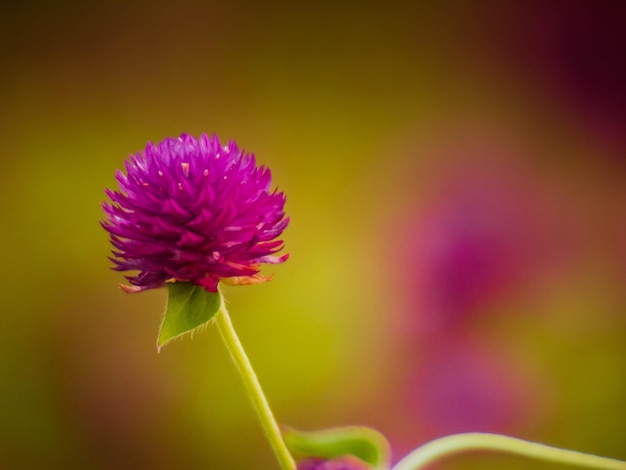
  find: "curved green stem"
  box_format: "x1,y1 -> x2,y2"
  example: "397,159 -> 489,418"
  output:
214,300 -> 296,470
392,433 -> 626,470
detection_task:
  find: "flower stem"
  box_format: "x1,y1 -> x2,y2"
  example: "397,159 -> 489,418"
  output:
392,433 -> 626,470
214,299 -> 296,470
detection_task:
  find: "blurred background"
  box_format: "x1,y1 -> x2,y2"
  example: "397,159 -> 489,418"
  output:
1,1 -> 625,468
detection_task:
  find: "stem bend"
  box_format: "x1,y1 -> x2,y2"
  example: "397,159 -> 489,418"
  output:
393,433 -> 626,470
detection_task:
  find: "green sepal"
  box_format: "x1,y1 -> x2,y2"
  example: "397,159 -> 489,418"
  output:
283,426 -> 391,470
157,282 -> 221,350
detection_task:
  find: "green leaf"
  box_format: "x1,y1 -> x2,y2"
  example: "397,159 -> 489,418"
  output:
283,426 -> 391,470
157,282 -> 221,350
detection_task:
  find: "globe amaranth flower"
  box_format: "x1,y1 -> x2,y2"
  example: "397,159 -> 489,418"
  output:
102,133 -> 289,293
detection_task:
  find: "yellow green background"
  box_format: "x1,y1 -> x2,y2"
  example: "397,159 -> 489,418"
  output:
1,2 -> 624,469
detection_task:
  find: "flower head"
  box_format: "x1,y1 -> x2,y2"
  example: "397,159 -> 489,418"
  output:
102,133 -> 289,293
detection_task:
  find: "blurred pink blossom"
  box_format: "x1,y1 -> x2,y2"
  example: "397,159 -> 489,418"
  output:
404,337 -> 543,438
395,154 -> 573,336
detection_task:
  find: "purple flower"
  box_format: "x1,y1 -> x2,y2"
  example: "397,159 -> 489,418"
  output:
102,133 -> 289,293
297,456 -> 373,470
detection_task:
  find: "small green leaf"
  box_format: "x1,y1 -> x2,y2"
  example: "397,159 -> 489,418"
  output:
283,426 -> 391,470
157,282 -> 221,350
